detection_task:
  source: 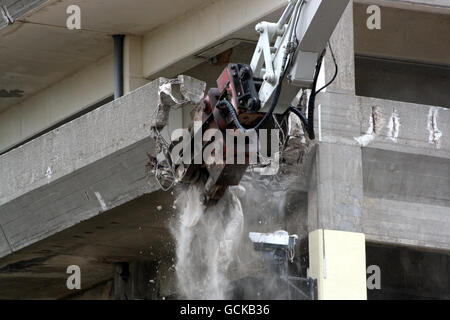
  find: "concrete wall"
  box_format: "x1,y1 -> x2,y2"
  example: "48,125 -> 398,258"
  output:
355,56 -> 450,108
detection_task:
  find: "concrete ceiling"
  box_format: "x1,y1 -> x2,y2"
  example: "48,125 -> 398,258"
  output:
18,0 -> 213,35
2,0 -> 449,114
0,190 -> 177,299
0,0 -> 213,112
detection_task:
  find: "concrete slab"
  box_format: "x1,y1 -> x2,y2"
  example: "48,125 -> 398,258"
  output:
309,91 -> 449,250
362,148 -> 450,207
0,76 -> 205,259
363,197 -> 450,250
316,92 -> 450,158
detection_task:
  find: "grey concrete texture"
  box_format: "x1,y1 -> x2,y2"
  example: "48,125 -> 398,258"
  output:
308,143 -> 364,233
354,2 -> 450,66
316,92 -> 450,157
307,0 -> 450,251
325,0 -> 355,94
362,148 -> 450,250
362,148 -> 450,207
0,76 -> 206,259
355,56 -> 450,109
310,91 -> 450,250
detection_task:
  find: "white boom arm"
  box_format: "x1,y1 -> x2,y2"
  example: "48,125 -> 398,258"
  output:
250,0 -> 349,109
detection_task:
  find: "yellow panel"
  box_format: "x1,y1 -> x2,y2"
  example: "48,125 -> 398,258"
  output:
309,229 -> 367,300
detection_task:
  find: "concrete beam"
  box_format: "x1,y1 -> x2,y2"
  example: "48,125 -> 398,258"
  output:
306,92 -> 450,250
142,0 -> 287,79
0,76 -> 205,259
362,148 -> 450,250
363,196 -> 450,251
316,92 -> 450,158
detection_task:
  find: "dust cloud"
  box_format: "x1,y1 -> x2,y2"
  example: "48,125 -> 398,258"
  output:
171,185 -> 245,299
170,172 -> 307,300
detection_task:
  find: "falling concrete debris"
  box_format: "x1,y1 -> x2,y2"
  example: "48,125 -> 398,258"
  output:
171,185 -> 244,299
355,106 -> 384,146
427,107 -> 442,148
387,109 -> 401,143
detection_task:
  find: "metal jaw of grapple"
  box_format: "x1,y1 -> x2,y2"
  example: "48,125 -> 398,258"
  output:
147,75 -> 206,191
148,65 -> 285,206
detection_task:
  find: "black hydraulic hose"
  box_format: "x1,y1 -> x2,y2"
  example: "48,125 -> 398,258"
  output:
316,42 -> 337,95
218,46 -> 332,139
218,99 -> 248,132
217,70 -> 287,133
286,105 -> 308,127
304,49 -> 325,140
285,49 -> 326,140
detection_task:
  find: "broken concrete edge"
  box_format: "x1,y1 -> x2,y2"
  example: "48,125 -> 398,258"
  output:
0,142 -> 163,256
0,76 -> 206,259
152,75 -> 206,133
2,78 -> 445,208
0,74 -> 448,259
316,92 -> 450,158
0,76 -> 206,206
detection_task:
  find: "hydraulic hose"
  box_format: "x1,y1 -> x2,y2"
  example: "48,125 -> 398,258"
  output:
217,70 -> 287,133
286,49 -> 326,140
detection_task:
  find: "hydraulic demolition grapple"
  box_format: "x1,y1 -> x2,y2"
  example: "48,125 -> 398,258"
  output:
148,0 -> 350,205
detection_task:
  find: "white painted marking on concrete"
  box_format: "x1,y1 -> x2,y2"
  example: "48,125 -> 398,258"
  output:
318,63 -> 326,92
94,192 -> 108,211
355,112 -> 375,146
387,109 -> 400,143
318,104 -> 322,142
45,167 -> 52,181
355,106 -> 384,147
427,107 -> 442,148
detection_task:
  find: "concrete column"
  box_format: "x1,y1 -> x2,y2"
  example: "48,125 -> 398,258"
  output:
309,229 -> 367,300
323,0 -> 355,94
308,142 -> 364,232
307,141 -> 366,299
124,35 -> 148,94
